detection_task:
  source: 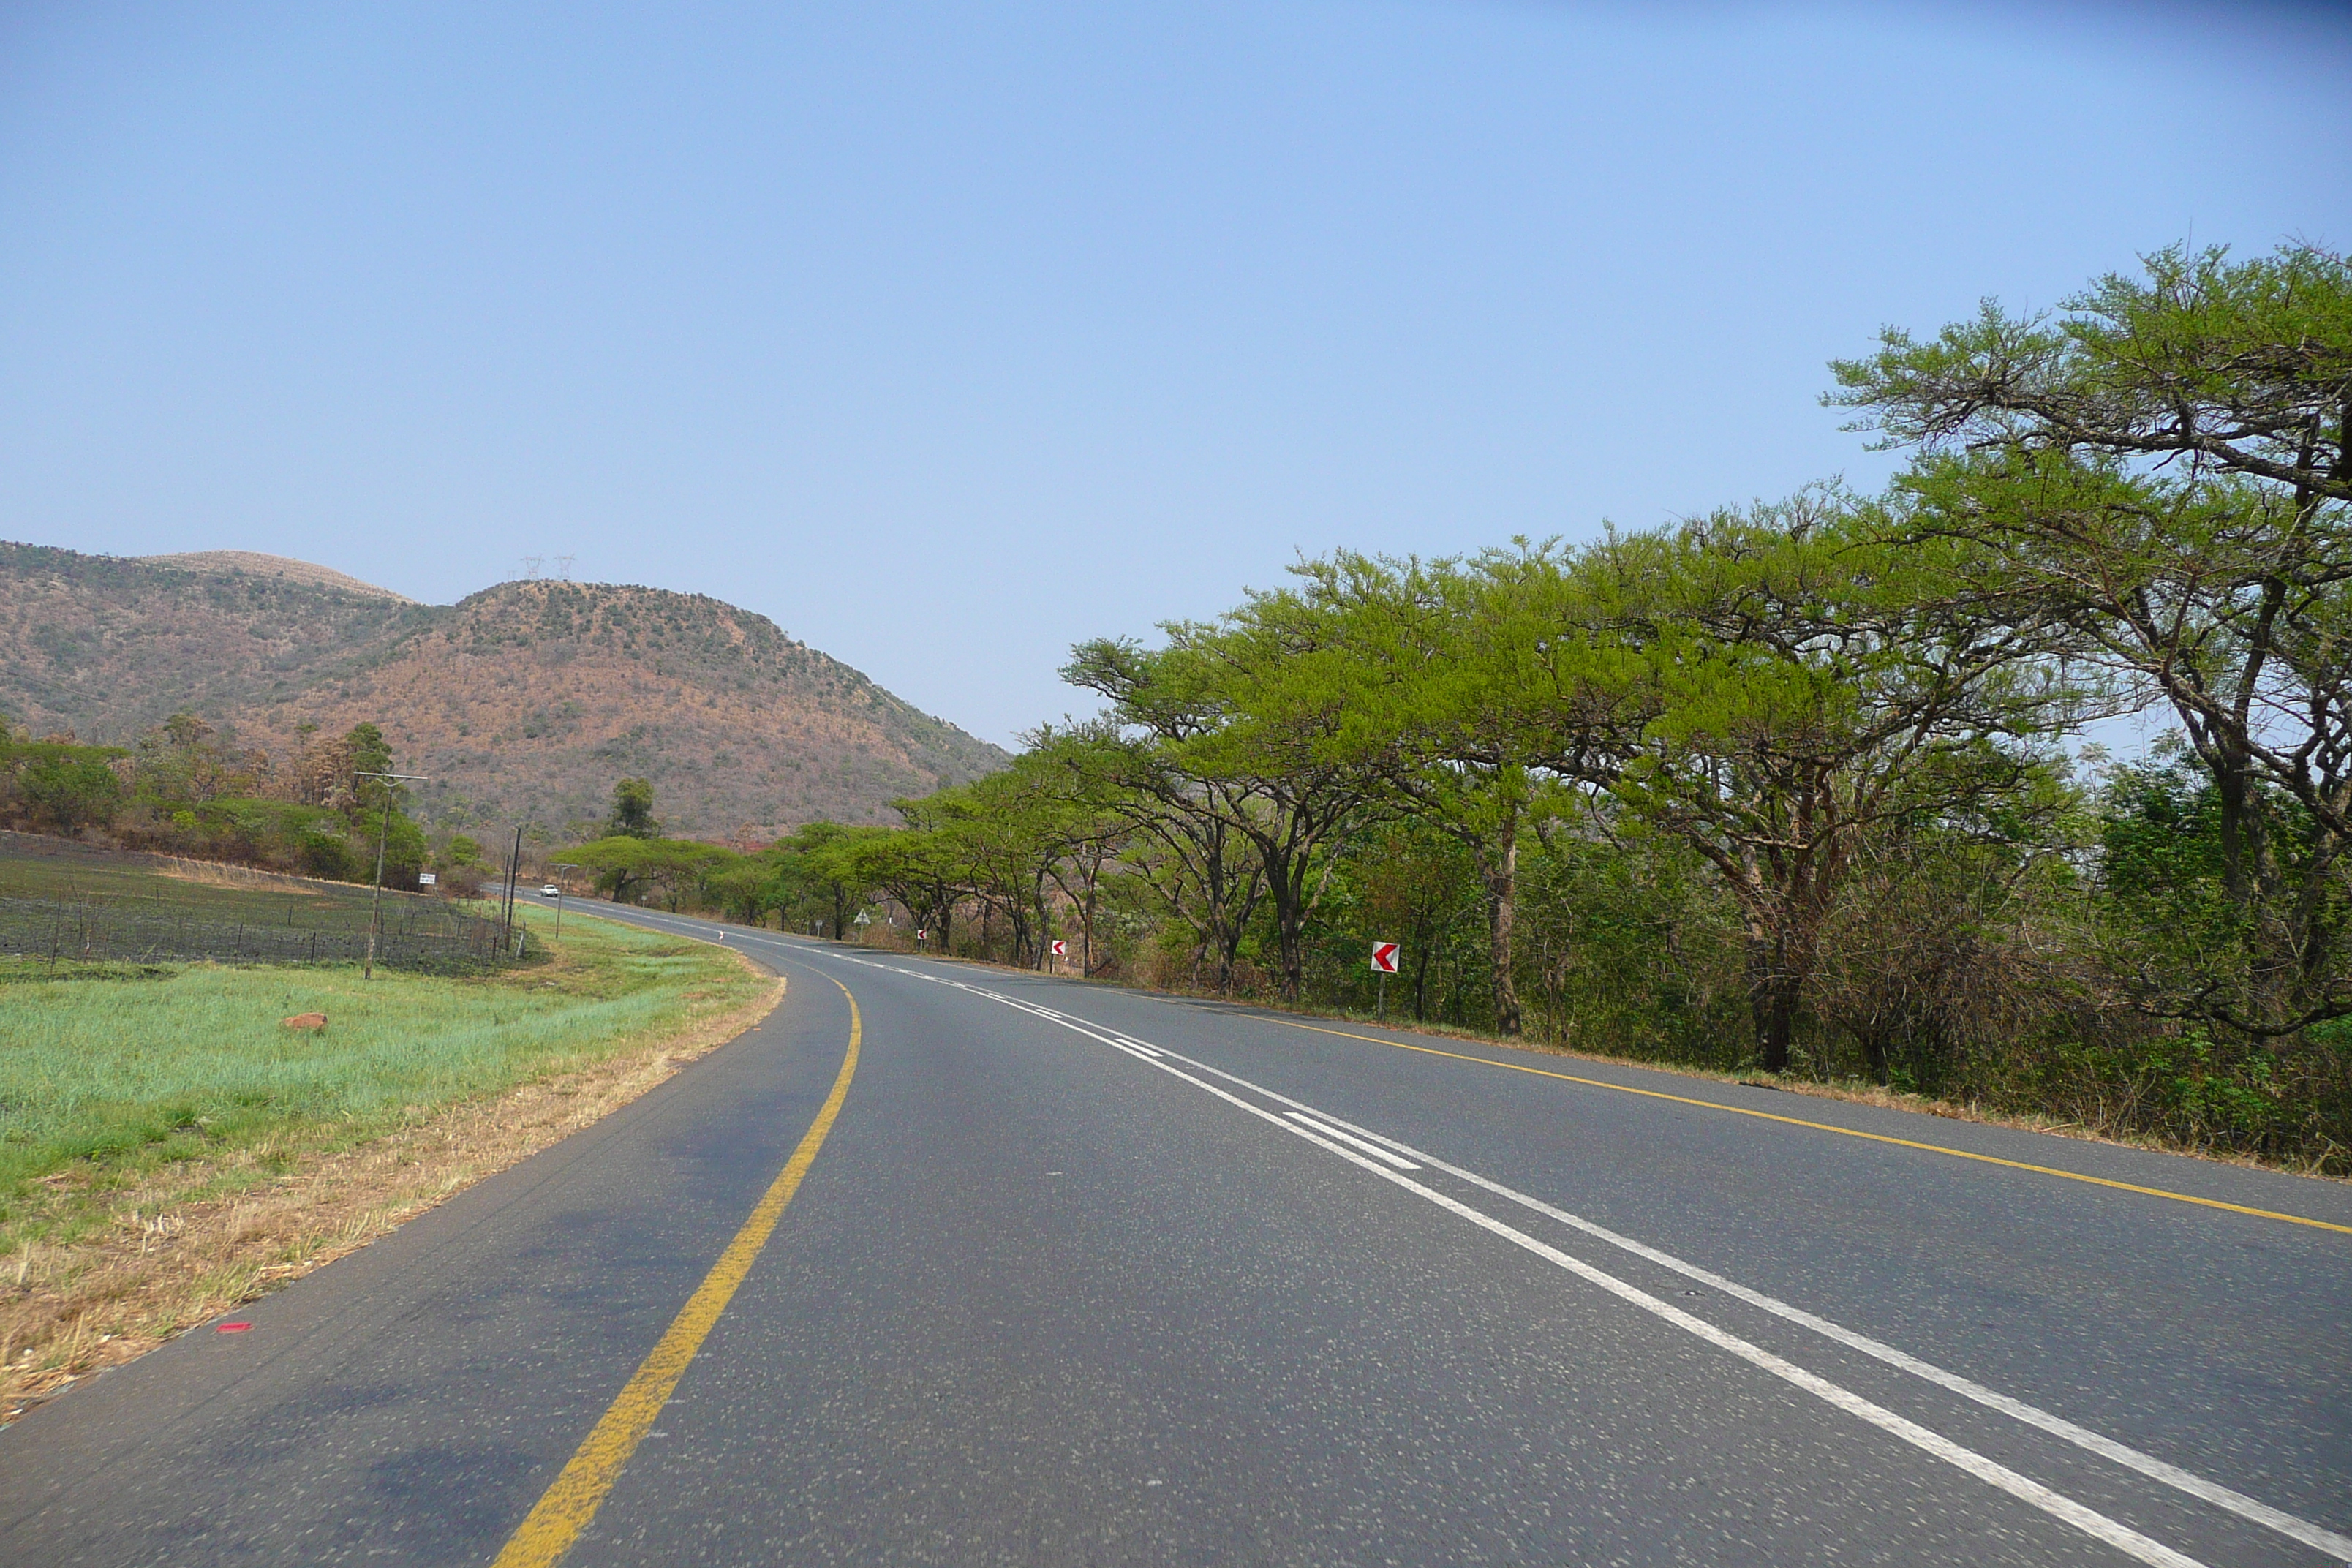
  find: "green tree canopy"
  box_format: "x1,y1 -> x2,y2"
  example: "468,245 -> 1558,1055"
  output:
1833,241 -> 2352,1038
606,777 -> 660,840
1537,493 -> 2081,1071
568,834 -> 742,911
18,747 -> 125,836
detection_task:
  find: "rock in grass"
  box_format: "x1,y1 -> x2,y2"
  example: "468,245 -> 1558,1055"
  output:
281,1012 -> 328,1030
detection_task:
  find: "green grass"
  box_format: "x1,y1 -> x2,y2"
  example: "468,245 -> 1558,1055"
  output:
0,906 -> 764,1231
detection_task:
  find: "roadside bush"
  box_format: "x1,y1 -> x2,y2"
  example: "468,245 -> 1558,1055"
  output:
18,750 -> 124,834
115,796 -> 426,888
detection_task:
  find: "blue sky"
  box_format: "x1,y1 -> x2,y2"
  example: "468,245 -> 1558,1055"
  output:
4,1 -> 2348,746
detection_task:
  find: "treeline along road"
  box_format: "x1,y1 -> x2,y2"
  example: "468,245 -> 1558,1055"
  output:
1,901 -> 2343,1567
562,244 -> 2352,1176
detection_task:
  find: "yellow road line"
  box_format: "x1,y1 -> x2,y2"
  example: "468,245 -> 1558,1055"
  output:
1260,1017 -> 2351,1237
493,973 -> 864,1568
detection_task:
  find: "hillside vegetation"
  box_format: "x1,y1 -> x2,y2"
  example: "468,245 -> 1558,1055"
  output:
0,543 -> 424,744
0,550 -> 1005,836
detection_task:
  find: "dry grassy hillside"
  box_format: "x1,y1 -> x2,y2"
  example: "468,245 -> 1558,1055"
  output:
241,580 -> 1004,834
137,550 -> 418,602
0,543 -> 1006,836
0,542 -> 427,743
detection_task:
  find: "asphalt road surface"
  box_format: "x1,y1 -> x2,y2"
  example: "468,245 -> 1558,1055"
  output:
4,905 -> 2347,1567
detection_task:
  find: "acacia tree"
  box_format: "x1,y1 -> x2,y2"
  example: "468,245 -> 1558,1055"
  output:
859,807 -> 967,951
1044,704 -> 1269,993
1017,732 -> 1134,973
133,713 -> 267,804
569,834 -> 706,907
1352,815 -> 1485,1022
939,766 -> 1068,964
642,840 -> 738,912
1833,241 -> 2352,1036
1268,546 -> 1629,1034
706,854 -> 780,926
783,822 -> 887,938
1067,610 -> 1382,1002
1535,494 -> 2081,1073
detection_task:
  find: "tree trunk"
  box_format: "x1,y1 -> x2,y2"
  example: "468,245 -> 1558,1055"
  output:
1753,970 -> 1798,1074
1274,887 -> 1307,1002
1747,932 -> 1799,1074
1260,846 -> 1312,1003
1858,1028 -> 1891,1085
1008,901 -> 1032,968
2215,748 -> 2261,909
1481,817 -> 1522,1036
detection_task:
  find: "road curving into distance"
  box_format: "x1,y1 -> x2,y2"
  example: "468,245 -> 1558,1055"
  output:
2,903 -> 2345,1567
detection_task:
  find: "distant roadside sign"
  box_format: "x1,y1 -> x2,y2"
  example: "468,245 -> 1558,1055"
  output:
416,872 -> 437,886
1371,941 -> 1400,973
1050,939 -> 1068,957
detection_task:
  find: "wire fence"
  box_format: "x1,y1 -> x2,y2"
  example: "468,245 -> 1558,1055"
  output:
0,832 -> 525,973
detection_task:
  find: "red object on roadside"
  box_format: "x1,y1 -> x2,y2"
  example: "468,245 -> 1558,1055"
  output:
216,1322 -> 252,1333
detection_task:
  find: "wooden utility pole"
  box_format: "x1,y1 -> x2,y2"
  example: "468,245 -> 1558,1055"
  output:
358,770 -> 428,980
500,826 -> 525,954
547,862 -> 579,938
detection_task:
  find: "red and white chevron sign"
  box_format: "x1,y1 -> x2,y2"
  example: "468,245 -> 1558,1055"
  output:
1050,939 -> 1068,957
1371,941 -> 1401,973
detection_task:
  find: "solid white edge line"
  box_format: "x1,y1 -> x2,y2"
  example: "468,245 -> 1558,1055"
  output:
1284,1112 -> 1421,1169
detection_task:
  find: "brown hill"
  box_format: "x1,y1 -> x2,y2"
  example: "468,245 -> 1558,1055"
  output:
137,550 -> 416,602
0,543 -> 428,744
0,543 -> 1006,835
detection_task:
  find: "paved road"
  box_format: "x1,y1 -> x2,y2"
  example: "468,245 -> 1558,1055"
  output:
3,906 -> 2346,1567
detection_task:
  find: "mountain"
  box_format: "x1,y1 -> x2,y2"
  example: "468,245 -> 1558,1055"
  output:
0,544 -> 428,744
137,550 -> 418,602
0,543 -> 1007,836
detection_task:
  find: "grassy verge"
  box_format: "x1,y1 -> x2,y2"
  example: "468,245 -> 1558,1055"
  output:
1,905 -> 780,1419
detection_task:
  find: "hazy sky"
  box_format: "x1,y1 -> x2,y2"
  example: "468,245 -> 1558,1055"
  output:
4,2 -> 2348,745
